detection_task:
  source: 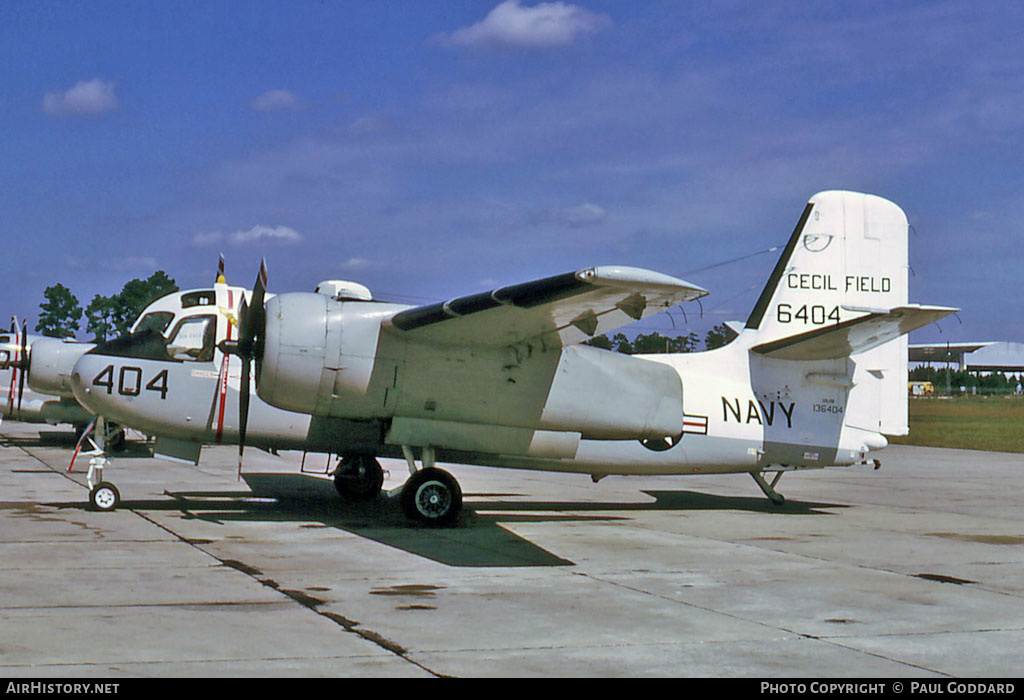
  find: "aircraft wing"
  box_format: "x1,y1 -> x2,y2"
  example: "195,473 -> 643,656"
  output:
388,266 -> 707,348
750,304 -> 958,361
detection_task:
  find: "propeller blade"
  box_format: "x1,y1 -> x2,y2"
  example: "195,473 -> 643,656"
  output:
216,253 -> 226,284
238,355 -> 250,480
234,260 -> 266,480
16,320 -> 27,417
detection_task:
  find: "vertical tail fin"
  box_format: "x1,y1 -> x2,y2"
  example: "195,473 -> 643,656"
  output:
746,191 -> 913,436
745,190 -> 909,339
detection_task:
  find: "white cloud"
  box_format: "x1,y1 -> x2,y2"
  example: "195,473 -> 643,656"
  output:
231,224 -> 302,244
439,0 -> 611,49
339,257 -> 371,271
192,225 -> 303,247
250,89 -> 302,112
533,202 -> 607,228
552,202 -> 607,227
42,78 -> 119,116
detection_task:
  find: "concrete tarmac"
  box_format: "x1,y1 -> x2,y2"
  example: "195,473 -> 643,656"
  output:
1,420 -> 1022,678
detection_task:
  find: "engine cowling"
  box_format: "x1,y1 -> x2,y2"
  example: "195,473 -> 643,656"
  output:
256,293 -> 404,417
28,338 -> 96,397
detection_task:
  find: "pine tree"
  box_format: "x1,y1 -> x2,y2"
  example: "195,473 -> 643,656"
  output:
36,284 -> 82,338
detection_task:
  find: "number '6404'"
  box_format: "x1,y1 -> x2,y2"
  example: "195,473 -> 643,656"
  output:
776,304 -> 840,325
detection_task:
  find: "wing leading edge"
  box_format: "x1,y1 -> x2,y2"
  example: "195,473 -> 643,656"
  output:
389,266 -> 707,348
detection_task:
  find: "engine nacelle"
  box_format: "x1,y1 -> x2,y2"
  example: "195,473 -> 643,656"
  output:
28,338 -> 96,397
257,293 -> 404,417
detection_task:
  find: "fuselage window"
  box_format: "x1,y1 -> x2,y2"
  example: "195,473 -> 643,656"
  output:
181,291 -> 215,309
166,315 -> 216,362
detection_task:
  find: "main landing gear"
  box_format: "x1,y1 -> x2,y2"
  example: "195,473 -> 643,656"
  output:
399,446 -> 462,526
332,448 -> 462,526
333,455 -> 385,501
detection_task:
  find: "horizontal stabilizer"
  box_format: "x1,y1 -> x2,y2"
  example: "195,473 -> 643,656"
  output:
750,305 -> 958,361
389,266 -> 707,348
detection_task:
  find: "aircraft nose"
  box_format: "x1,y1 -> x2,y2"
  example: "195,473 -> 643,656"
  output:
69,355 -> 105,415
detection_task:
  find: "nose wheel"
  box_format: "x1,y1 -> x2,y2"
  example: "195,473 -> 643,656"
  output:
89,481 -> 121,512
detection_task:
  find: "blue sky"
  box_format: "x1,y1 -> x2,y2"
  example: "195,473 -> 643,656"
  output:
3,1 -> 1023,344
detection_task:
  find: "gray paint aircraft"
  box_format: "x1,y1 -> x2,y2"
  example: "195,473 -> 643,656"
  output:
0,322 -> 94,431
67,191 -> 955,524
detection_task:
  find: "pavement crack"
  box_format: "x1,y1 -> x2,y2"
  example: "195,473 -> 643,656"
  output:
128,508 -> 449,678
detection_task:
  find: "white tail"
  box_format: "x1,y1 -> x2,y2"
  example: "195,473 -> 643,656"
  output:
743,191 -> 951,436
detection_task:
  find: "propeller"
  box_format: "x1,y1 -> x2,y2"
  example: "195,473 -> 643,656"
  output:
5,318 -> 29,419
16,320 -> 27,418
217,260 -> 267,478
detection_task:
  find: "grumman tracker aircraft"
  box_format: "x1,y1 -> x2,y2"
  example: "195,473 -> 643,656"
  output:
0,321 -> 93,430
68,191 -> 955,524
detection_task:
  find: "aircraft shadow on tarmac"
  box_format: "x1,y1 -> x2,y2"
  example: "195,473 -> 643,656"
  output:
2,431 -> 152,458
50,473 -> 845,568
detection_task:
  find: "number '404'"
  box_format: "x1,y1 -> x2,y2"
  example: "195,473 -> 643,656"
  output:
92,365 -> 169,400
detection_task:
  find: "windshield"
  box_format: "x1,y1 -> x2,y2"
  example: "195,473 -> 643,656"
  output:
134,311 -> 175,336
166,315 -> 216,362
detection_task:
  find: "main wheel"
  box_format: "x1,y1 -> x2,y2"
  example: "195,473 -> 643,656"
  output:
333,455 -> 384,501
401,467 -> 462,526
89,482 -> 120,512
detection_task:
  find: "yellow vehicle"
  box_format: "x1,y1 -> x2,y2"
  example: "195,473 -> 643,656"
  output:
909,381 -> 935,396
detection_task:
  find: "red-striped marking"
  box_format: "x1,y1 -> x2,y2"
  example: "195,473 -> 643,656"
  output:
215,290 -> 235,442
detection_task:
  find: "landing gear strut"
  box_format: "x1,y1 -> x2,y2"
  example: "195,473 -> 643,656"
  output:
86,451 -> 120,511
75,417 -> 122,512
751,470 -> 786,506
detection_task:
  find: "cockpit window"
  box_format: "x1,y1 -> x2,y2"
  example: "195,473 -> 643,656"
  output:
181,291 -> 216,309
166,315 -> 216,362
134,311 -> 175,336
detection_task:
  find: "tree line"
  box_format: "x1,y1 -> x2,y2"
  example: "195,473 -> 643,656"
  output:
35,271 -> 178,341
909,366 -> 1022,395
584,323 -> 737,354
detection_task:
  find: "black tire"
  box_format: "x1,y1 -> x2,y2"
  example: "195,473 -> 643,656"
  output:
401,467 -> 462,526
89,482 -> 120,512
333,455 -> 384,501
